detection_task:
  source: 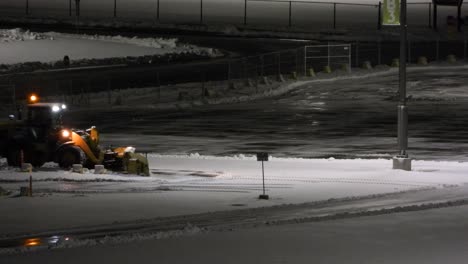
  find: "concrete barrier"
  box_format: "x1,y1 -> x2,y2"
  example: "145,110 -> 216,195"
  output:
307,68 -> 316,77
290,71 -> 297,80
417,56 -> 428,65
341,64 -> 351,73
94,165 -> 106,174
72,164 -> 83,173
21,163 -> 33,172
447,54 -> 457,63
362,61 -> 372,69
260,76 -> 271,85
277,74 -> 285,82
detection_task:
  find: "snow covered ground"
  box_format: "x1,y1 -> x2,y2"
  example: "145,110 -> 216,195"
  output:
1,27 -> 468,262
0,28 -> 220,64
1,155 -> 467,237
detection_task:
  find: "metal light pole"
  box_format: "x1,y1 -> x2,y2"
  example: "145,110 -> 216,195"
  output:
393,0 -> 412,171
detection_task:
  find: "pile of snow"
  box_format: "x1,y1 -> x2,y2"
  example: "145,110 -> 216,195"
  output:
45,32 -> 222,58
0,28 -> 52,42
0,28 -> 222,66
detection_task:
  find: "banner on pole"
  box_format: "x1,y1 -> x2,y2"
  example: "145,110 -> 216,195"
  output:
382,0 -> 400,26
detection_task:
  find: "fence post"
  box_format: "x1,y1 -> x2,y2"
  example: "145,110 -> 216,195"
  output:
436,38 -> 439,61
243,58 -> 248,81
157,0 -> 160,21
12,83 -> 16,112
355,41 -> 359,67
87,79 -> 92,106
348,44 -> 352,71
244,0 -> 247,25
327,43 -> 331,67
107,79 -> 112,105
278,52 -> 282,76
295,50 -> 299,76
201,72 -> 206,97
377,39 -> 382,65
289,1 -> 292,27
260,55 -> 264,77
255,65 -> 258,93
227,60 -> 232,87
200,0 -> 203,24
25,0 -> 29,15
156,72 -> 161,99
428,3 -> 432,28
333,3 -> 337,29
303,46 -> 307,76
378,2 -> 382,30
464,38 -> 467,61
69,0 -> 72,16
407,39 -> 411,63
114,0 -> 117,17
69,80 -> 73,105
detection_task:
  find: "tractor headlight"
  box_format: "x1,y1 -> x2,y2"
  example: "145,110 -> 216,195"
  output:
61,129 -> 71,138
52,105 -> 61,112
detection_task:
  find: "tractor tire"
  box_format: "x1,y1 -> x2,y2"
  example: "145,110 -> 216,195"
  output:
58,147 -> 83,169
6,146 -> 21,167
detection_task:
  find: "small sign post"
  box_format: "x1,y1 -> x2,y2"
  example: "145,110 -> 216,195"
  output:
257,152 -> 269,200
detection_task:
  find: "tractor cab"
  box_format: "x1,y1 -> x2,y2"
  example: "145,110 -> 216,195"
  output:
23,95 -> 68,144
26,102 -> 67,128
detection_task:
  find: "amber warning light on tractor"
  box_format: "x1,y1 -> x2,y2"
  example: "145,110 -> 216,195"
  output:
29,94 -> 38,103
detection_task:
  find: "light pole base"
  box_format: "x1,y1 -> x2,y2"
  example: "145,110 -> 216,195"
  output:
392,156 -> 412,171
259,194 -> 269,200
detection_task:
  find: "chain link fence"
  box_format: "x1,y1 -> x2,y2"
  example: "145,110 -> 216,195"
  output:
2,1 -> 468,31
304,44 -> 351,74
0,39 -> 467,113
0,84 -> 16,116
352,39 -> 468,67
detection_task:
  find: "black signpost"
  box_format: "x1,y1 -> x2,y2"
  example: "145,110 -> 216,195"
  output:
257,152 -> 269,200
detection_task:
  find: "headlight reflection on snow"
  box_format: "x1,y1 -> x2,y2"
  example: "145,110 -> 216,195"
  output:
21,236 -> 68,248
24,238 -> 41,247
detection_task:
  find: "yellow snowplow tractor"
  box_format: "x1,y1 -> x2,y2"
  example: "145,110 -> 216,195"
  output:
0,94 -> 149,176
57,127 -> 150,176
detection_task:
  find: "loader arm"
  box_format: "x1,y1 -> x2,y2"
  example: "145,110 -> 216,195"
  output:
71,131 -> 104,164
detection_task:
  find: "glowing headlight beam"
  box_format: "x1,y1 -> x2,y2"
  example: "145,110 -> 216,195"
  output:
52,105 -> 60,112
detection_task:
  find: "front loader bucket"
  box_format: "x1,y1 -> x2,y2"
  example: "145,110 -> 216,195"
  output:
122,152 -> 150,176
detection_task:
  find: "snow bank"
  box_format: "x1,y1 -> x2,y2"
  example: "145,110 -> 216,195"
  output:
44,31 -> 222,58
0,28 -> 222,67
0,28 -> 52,42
